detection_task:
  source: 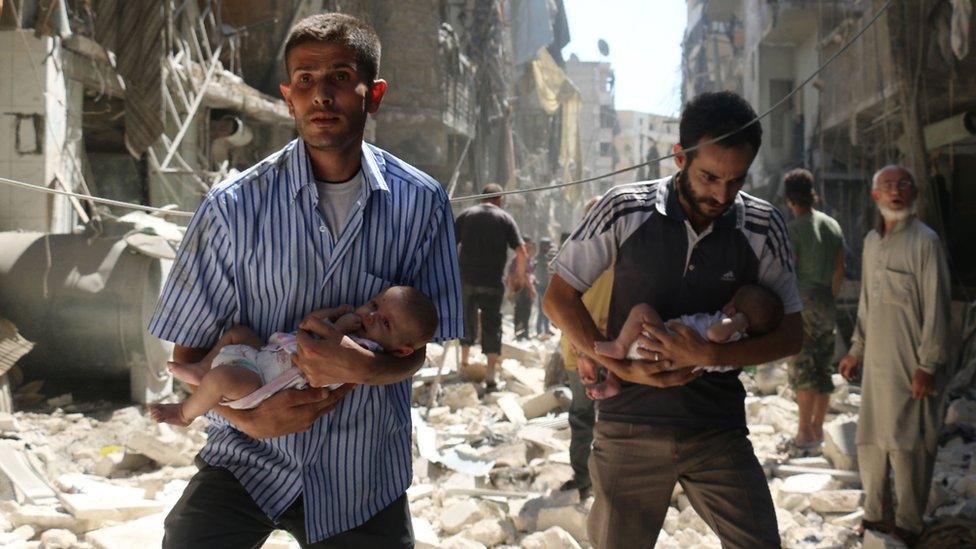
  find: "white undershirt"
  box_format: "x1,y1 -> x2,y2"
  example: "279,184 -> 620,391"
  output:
316,170 -> 363,239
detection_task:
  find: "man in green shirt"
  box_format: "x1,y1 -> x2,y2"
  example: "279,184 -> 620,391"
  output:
784,169 -> 845,454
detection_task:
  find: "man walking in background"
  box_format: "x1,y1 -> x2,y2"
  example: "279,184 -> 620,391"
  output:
456,184 -> 529,389
838,165 -> 950,545
534,237 -> 555,339
783,168 -> 845,456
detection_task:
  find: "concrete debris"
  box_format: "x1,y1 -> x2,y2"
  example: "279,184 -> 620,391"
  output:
862,529 -> 908,548
823,417 -> 859,471
519,526 -> 581,549
3,332 -> 976,549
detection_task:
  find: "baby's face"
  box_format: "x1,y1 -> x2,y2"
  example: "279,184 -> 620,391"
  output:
352,289 -> 414,351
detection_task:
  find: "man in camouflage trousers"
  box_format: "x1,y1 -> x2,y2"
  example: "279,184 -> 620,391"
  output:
784,169 -> 845,455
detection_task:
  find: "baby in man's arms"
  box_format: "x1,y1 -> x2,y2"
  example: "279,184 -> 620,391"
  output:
149,285 -> 438,426
579,284 -> 784,399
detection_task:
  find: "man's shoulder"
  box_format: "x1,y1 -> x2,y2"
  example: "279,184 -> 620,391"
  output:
602,178 -> 664,205
738,191 -> 785,235
368,144 -> 446,198
910,219 -> 944,249
206,141 -> 292,202
814,209 -> 844,233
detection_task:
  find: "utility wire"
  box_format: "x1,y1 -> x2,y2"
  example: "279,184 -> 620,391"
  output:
0,0 -> 892,215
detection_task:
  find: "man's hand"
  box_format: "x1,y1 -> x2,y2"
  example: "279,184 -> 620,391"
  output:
638,322 -> 716,369
596,353 -> 702,388
223,384 -> 356,439
294,314 -> 364,387
838,354 -> 860,381
305,304 -> 354,322
911,369 -> 935,399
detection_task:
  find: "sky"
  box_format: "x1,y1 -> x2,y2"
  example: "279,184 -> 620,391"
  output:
561,0 -> 686,117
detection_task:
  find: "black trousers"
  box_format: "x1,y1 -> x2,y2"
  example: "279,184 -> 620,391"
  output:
163,457 -> 414,549
460,284 -> 504,354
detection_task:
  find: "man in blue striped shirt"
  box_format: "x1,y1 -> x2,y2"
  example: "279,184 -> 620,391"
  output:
149,13 -> 462,547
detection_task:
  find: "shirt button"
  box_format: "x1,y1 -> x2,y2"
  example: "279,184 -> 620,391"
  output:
688,264 -> 695,271
319,226 -> 327,232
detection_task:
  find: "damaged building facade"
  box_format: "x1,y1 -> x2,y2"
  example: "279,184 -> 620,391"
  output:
682,0 -> 976,295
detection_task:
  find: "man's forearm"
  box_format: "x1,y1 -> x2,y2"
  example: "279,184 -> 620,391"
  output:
174,344 -> 209,363
356,346 -> 426,385
542,276 -> 607,361
706,312 -> 803,366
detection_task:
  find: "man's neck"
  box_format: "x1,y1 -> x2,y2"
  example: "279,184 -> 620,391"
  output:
305,139 -> 363,182
793,206 -> 812,217
677,193 -> 712,234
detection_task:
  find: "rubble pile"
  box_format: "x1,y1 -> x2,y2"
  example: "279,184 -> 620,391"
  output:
1,340 -> 975,548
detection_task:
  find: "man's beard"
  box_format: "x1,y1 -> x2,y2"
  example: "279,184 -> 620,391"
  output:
878,203 -> 916,221
677,169 -> 732,220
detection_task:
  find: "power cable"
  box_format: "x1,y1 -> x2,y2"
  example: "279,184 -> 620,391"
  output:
0,0 -> 893,215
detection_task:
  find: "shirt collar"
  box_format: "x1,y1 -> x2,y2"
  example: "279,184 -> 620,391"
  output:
656,173 -> 743,229
286,139 -> 391,201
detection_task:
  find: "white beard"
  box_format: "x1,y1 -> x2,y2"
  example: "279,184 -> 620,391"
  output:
878,203 -> 916,221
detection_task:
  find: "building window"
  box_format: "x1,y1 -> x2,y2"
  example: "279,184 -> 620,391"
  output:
600,142 -> 612,156
769,79 -> 793,149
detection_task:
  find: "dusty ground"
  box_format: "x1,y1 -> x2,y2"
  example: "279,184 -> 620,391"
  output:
1,332 -> 975,548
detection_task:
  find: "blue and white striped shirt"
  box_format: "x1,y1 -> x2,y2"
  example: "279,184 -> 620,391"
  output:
148,138 -> 462,541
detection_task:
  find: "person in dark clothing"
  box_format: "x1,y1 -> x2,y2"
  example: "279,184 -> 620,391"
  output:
455,183 -> 528,388
508,237 -> 537,340
534,237 -> 554,337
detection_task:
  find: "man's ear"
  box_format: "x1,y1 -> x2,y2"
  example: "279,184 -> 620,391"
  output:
673,143 -> 686,171
279,83 -> 295,118
366,79 -> 388,114
391,345 -> 414,358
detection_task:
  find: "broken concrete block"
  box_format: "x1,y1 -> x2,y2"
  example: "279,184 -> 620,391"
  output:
5,503 -> 95,533
442,384 -> 480,411
828,509 -> 864,528
863,529 -> 908,549
487,441 -> 528,469
0,412 -> 20,431
413,517 -> 441,549
519,390 -> 562,420
677,505 -> 711,535
945,399 -> 976,427
755,363 -> 788,395
775,491 -> 810,512
781,473 -> 835,494
442,534 -> 487,549
125,425 -> 197,467
93,451 -> 152,478
39,528 -> 76,549
536,504 -> 587,543
60,493 -> 164,522
497,394 -> 527,425
662,505 -> 680,535
519,526 -> 582,549
84,512 -> 165,549
466,518 -> 511,546
439,499 -> 484,534
407,484 -> 434,502
46,394 -> 72,408
502,341 -> 542,365
823,419 -> 858,471
810,490 -> 864,514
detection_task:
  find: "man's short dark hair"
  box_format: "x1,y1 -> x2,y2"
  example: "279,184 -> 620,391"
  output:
284,13 -> 381,81
783,168 -> 816,208
679,91 -> 762,159
482,183 -> 504,195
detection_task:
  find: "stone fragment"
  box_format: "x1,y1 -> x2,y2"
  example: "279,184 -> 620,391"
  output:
828,509 -> 864,528
442,384 -> 480,412
863,529 -> 908,548
466,518 -> 511,546
677,505 -> 711,535
413,517 -> 441,549
497,394 -> 527,425
536,504 -> 587,543
93,451 -> 152,478
14,525 -> 36,541
519,391 -> 562,420
125,425 -> 197,467
519,526 -> 581,549
755,363 -> 788,395
0,412 -> 20,431
46,394 -> 73,408
810,490 -> 864,514
780,473 -> 834,494
84,513 -> 165,549
823,419 -> 858,471
440,500 -> 484,534
487,441 -> 528,469
662,505 -> 680,534
945,399 -> 976,427
39,528 -> 76,549
501,341 -> 542,365
775,491 -> 809,512
442,534 -> 487,549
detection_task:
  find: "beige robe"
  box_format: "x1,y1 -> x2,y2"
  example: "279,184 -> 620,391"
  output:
849,217 -> 950,451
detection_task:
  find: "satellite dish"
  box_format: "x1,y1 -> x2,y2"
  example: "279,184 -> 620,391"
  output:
597,39 -> 610,56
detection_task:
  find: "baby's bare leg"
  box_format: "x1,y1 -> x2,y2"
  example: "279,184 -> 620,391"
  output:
169,325 -> 263,384
149,364 -> 263,426
594,303 -> 664,359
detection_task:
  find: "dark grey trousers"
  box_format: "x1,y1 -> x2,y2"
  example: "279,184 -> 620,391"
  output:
163,457 -> 414,549
566,369 -> 595,487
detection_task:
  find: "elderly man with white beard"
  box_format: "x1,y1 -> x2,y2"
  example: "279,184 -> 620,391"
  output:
838,164 -> 951,545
